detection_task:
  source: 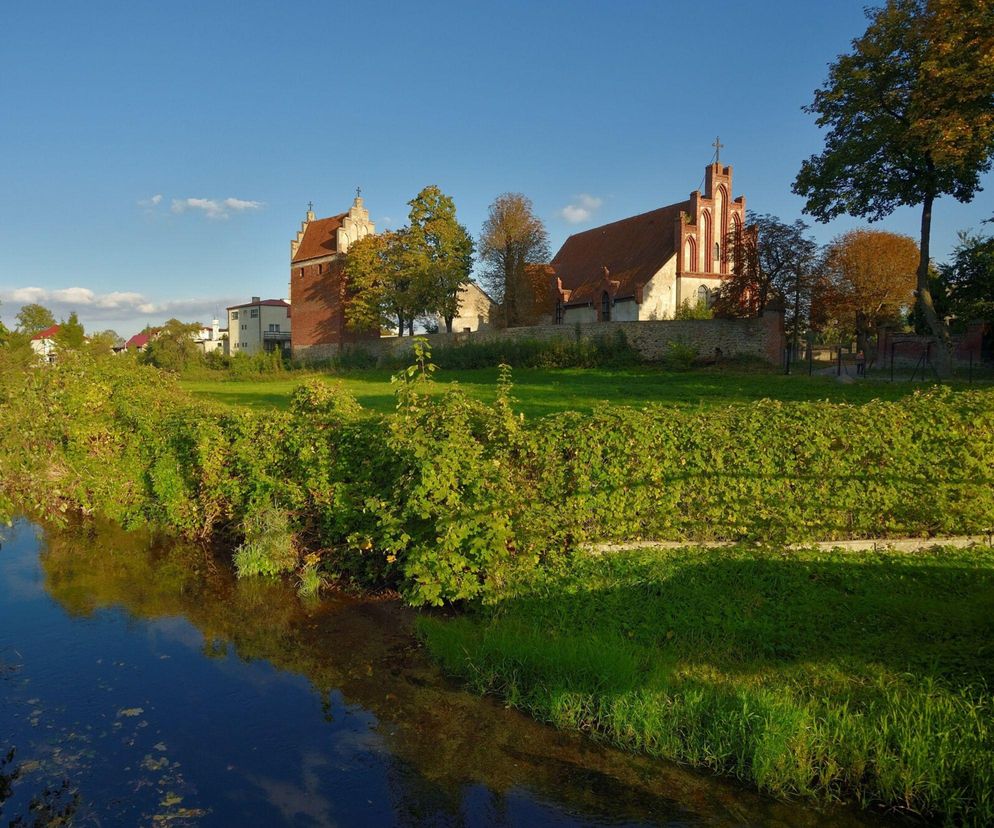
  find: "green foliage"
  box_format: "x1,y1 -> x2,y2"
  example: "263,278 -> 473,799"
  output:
141,318 -> 204,373
406,185 -> 475,332
3,347 -> 994,607
672,299 -> 713,320
54,312 -> 86,350
416,329 -> 639,370
943,230 -> 994,325
661,339 -> 697,370
15,303 -> 56,335
233,503 -> 298,577
419,543 -> 994,825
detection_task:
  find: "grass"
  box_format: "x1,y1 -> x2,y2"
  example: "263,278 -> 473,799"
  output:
418,544 -> 994,825
179,365 -> 989,417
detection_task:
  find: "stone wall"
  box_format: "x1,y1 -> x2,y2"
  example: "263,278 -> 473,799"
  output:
347,311 -> 785,365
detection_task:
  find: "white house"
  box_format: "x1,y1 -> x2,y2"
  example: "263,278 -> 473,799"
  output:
227,298 -> 291,356
30,324 -> 60,363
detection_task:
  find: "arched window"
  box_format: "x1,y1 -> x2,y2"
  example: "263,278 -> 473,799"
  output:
684,237 -> 697,273
697,285 -> 710,305
714,241 -> 721,262
601,291 -> 611,322
701,211 -> 712,273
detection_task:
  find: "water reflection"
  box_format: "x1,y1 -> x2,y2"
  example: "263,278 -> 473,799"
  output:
1,519 -> 901,826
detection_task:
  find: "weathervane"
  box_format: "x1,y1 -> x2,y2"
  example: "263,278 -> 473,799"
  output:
712,136 -> 724,163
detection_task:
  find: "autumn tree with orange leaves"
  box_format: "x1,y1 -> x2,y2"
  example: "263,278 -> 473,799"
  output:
813,230 -> 919,354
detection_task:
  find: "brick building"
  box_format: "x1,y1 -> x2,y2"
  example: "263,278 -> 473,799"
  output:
289,194 -> 378,360
549,161 -> 748,323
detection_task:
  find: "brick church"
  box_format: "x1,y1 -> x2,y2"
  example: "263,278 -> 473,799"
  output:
547,161 -> 748,323
289,193 -> 379,360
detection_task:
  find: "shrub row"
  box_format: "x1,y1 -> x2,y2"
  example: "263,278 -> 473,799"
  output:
2,349 -> 993,604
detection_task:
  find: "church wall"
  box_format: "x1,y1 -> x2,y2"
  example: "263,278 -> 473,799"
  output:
675,274 -> 724,312
610,299 -> 639,322
639,255 -> 678,319
563,305 -> 597,324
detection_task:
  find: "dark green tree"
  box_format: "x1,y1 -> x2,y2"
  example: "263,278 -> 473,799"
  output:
943,231 -> 994,324
793,0 -> 994,369
54,312 -> 86,350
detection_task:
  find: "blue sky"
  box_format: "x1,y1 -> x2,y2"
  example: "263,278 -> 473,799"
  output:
1,1 -> 991,336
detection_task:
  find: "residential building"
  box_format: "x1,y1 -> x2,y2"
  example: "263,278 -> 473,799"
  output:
227,298 -> 291,356
196,319 -> 228,355
431,281 -> 497,333
30,325 -> 60,362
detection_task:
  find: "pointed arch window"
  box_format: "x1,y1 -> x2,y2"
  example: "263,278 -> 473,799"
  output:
601,291 -> 611,322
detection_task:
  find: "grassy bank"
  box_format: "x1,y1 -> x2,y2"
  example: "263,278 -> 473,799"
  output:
419,544 -> 994,825
179,365 -> 991,417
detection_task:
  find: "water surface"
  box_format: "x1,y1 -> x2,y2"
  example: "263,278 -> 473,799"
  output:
1,519 -> 903,826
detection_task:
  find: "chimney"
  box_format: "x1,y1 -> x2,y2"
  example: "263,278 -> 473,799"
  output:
251,296 -> 260,304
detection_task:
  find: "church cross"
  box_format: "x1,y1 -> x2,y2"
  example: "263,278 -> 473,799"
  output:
355,186 -> 362,199
712,136 -> 724,163
307,200 -> 313,212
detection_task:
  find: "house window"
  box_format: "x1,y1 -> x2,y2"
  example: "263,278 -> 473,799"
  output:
231,311 -> 239,320
601,292 -> 611,322
250,308 -> 259,318
269,324 -> 280,332
555,301 -> 564,325
241,324 -> 247,331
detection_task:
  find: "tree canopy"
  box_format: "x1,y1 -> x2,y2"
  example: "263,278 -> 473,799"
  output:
141,319 -> 203,372
345,231 -> 422,336
815,230 -> 919,351
406,186 -> 475,333
54,312 -> 86,351
713,213 -> 819,342
941,230 -> 994,324
478,193 -> 550,327
793,0 -> 994,362
15,303 -> 56,335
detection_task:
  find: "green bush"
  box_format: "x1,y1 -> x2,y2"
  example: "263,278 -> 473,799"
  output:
233,503 -> 298,577
3,347 -> 994,605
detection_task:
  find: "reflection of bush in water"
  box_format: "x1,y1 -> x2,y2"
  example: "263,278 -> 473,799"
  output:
35,523 -> 792,826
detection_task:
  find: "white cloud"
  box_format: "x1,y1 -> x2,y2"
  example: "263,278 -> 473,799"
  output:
560,193 -> 603,225
0,286 -> 242,332
138,193 -> 164,208
171,196 -> 263,220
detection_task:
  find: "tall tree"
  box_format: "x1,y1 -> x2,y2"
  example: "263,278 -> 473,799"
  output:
478,193 -> 550,327
407,186 -> 475,333
345,231 -> 422,336
713,213 -> 819,352
818,230 -> 919,353
54,311 -> 86,351
15,303 -> 56,335
793,0 -> 994,370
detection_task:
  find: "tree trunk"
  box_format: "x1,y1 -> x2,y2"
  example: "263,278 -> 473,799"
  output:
916,190 -> 952,374
397,312 -> 405,336
792,272 -> 802,358
444,317 -> 453,333
855,310 -> 868,357
407,319 -> 414,337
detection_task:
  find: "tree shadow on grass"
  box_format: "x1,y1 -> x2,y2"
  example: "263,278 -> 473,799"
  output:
487,550 -> 994,690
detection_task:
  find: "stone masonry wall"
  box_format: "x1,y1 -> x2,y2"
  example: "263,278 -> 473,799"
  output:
342,311 -> 785,365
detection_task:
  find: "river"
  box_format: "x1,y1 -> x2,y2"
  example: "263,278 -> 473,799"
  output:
0,518 -> 905,826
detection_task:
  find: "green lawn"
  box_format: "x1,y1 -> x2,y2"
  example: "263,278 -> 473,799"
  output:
180,366 -> 985,417
419,544 -> 994,824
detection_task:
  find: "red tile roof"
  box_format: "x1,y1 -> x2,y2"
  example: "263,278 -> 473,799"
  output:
31,324 -> 60,341
126,332 -> 150,349
291,213 -> 347,263
226,299 -> 290,311
551,201 -> 687,306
